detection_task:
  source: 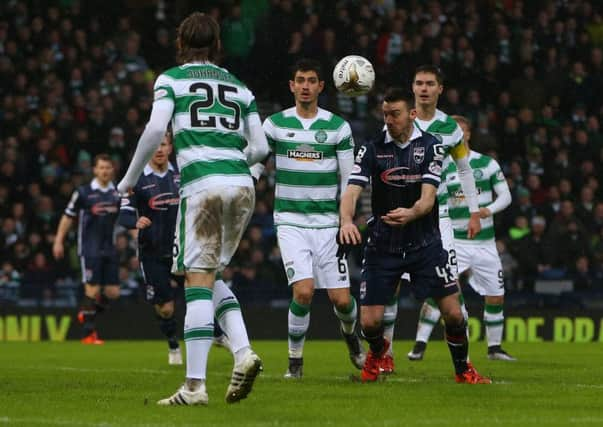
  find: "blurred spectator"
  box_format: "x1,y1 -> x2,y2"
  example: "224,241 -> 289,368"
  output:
572,256 -> 597,291
1,0 -> 603,305
20,252 -> 57,303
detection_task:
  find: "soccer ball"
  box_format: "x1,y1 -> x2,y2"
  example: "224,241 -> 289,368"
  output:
333,55 -> 375,97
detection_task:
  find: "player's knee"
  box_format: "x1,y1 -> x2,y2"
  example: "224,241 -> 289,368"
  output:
442,310 -> 464,329
330,294 -> 351,310
292,284 -> 314,305
104,287 -> 120,300
294,293 -> 313,305
485,295 -> 504,305
157,307 -> 173,318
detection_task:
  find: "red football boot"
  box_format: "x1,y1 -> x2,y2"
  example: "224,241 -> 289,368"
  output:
361,339 -> 390,382
81,331 -> 104,345
455,364 -> 491,384
380,354 -> 394,374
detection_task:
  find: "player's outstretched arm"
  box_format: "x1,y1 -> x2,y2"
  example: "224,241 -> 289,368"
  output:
339,184 -> 363,245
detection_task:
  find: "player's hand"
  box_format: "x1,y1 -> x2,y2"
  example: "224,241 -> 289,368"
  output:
136,216 -> 152,229
339,223 -> 362,247
467,212 -> 481,238
381,208 -> 413,227
117,180 -> 133,197
479,207 -> 492,219
52,241 -> 64,260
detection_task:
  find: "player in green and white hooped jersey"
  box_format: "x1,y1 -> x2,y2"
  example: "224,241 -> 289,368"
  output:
262,59 -> 365,378
118,13 -> 268,406
398,66 -> 481,364
435,116 -> 515,360
409,114 -> 516,360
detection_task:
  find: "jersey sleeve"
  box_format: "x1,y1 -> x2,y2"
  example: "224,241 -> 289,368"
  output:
490,158 -> 506,186
444,121 -> 466,160
262,117 -> 277,152
64,189 -> 82,217
153,74 -> 175,104
336,121 -> 354,152
347,143 -> 373,188
421,142 -> 443,187
118,191 -> 138,229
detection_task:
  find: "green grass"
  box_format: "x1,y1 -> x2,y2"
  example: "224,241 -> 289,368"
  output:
0,340 -> 602,426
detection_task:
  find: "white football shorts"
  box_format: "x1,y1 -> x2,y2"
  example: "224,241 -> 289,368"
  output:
455,239 -> 505,296
277,225 -> 350,289
172,185 -> 254,273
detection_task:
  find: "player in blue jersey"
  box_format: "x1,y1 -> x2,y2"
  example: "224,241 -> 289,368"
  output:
118,131 -> 184,364
53,154 -> 121,344
339,88 -> 491,384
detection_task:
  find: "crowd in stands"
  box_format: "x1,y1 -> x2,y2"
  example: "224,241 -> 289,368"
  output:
1,0 -> 603,307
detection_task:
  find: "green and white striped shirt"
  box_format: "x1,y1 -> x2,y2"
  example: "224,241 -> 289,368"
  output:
154,63 -> 258,197
263,107 -> 354,228
415,109 -> 464,218
444,151 -> 506,241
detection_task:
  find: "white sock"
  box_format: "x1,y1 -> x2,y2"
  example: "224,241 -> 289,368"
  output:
383,298 -> 398,356
484,304 -> 504,347
288,299 -> 310,358
334,296 -> 357,335
213,280 -> 250,359
184,287 -> 214,380
415,298 -> 441,343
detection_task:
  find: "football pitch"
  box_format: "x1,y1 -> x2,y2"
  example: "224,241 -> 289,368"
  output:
1,341 -> 601,427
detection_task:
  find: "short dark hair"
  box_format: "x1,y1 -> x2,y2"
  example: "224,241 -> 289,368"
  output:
291,58 -> 323,81
383,87 -> 415,110
93,153 -> 112,167
177,12 -> 220,64
414,64 -> 444,85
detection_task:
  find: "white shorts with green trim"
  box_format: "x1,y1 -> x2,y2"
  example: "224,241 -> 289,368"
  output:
455,239 -> 505,297
172,185 -> 254,273
277,225 -> 350,289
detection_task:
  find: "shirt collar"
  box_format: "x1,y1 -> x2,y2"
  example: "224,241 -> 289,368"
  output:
284,106 -> 331,122
91,178 -> 115,191
144,163 -> 174,177
384,123 -> 423,148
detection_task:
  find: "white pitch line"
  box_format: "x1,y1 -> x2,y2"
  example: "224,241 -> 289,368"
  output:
14,366 -> 172,375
